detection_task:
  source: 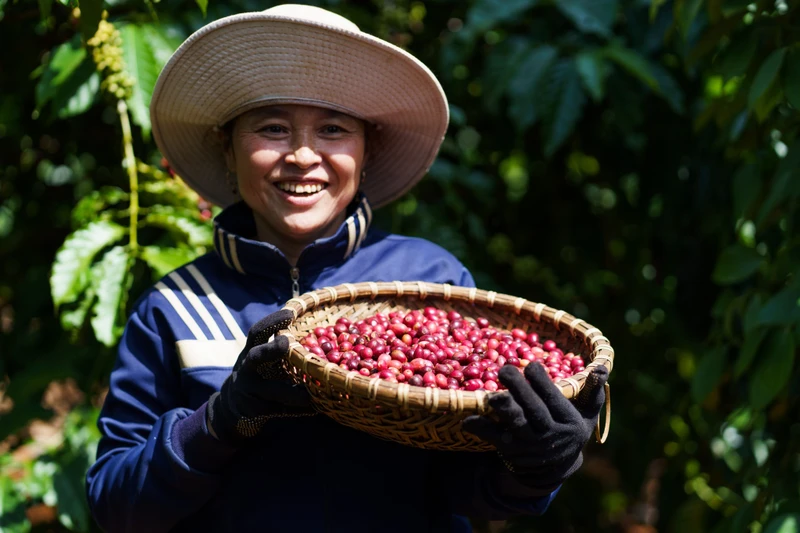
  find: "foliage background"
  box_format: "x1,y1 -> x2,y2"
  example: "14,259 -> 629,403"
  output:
1,0 -> 799,531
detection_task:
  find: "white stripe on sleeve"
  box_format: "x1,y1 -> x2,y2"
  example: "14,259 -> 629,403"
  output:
155,281 -> 208,341
167,272 -> 225,340
186,264 -> 246,341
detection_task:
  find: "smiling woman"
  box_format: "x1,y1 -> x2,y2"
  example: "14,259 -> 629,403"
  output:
84,4 -> 608,532
221,105 -> 366,264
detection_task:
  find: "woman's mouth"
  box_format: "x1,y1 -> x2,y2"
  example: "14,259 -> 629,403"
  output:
275,181 -> 327,196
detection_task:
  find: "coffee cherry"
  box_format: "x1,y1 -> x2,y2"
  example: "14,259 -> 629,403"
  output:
299,308 -> 584,391
484,380 -> 499,392
464,379 -> 484,391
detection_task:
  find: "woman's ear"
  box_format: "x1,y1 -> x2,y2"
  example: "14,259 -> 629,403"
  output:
360,121 -> 376,175
216,123 -> 236,172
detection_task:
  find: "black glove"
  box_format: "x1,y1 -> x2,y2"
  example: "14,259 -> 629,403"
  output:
462,362 -> 608,492
207,309 -> 316,444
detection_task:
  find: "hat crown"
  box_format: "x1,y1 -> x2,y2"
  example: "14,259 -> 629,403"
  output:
263,4 -> 360,33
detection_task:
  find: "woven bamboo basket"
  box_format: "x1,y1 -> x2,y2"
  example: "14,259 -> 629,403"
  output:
279,281 -> 613,452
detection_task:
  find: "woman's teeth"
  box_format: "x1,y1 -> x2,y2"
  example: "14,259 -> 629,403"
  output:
276,182 -> 325,195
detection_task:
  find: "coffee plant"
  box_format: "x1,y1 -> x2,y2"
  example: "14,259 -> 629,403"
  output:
1,0 -> 798,531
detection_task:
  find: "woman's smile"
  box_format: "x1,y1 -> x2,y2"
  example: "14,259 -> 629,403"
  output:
274,181 -> 327,195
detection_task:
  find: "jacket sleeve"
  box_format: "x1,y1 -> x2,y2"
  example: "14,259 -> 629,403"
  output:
85,294 -> 238,533
437,258 -> 561,518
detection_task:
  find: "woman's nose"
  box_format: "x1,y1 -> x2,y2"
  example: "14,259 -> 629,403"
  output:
285,133 -> 322,168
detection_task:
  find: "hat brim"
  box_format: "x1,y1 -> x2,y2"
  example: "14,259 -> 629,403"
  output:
150,12 -> 449,209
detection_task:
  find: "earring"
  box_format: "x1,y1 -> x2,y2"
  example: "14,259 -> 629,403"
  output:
226,169 -> 238,196
360,169 -> 367,185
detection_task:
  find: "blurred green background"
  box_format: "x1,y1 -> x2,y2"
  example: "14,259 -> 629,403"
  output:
1,0 -> 799,531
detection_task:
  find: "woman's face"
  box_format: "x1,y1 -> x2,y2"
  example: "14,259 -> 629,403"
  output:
224,104 -> 366,246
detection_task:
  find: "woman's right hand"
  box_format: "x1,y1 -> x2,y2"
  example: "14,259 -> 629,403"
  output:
206,309 -> 316,443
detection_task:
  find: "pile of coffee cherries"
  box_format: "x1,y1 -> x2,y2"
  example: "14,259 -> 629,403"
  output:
299,307 -> 585,392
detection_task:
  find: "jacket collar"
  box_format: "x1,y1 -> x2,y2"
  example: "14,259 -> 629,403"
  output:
213,193 -> 373,278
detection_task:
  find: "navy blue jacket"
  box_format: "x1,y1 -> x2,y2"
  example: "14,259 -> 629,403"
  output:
85,196 -> 558,532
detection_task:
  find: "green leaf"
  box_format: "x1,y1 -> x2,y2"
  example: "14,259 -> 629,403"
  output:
482,37 -> 531,113
575,51 -> 606,102
53,464 -> 90,532
749,329 -> 795,409
676,0 -> 703,40
120,24 -> 181,137
732,163 -> 761,217
726,406 -> 753,430
649,0 -> 668,21
0,476 -> 28,533
195,0 -> 208,16
734,328 -> 766,378
602,43 -> 658,89
748,48 -> 787,110
36,36 -> 88,109
506,45 -> 558,130
34,34 -> 99,119
464,0 -> 540,35
78,0 -> 104,43
713,29 -> 758,81
728,110 -> 749,142
764,514 -> 800,533
729,504 -> 756,533
757,142 -> 800,226
687,13 -> 743,66
784,49 -> 800,111
758,288 -> 800,326
712,244 -> 764,285
120,24 -> 155,135
39,0 -> 53,19
139,179 -> 199,210
691,347 -> 726,403
753,76 -> 783,122
555,0 -> 618,38
50,220 -> 127,309
722,0 -> 753,16
775,244 -> 800,285
464,170 -> 495,198
775,501 -> 800,519
649,62 -> 685,114
743,294 -> 763,333
90,246 -> 132,347
142,207 -> 213,247
141,246 -> 199,279
71,187 -> 129,228
60,284 -> 95,332
542,60 -> 586,156
141,24 -> 184,66
56,70 -> 100,118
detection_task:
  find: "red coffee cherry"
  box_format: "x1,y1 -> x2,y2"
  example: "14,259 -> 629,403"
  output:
299,308 -> 584,392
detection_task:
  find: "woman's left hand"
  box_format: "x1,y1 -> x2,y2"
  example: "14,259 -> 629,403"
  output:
462,363 -> 608,492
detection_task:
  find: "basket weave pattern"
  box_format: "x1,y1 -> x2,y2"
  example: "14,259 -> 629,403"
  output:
279,281 -> 614,452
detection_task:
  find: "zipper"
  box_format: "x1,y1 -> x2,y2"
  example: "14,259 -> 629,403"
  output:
290,267 -> 300,297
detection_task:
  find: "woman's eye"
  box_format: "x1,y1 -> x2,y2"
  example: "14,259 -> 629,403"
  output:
260,124 -> 285,134
322,125 -> 343,134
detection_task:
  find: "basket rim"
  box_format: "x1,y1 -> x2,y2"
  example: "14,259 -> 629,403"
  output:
279,281 -> 614,415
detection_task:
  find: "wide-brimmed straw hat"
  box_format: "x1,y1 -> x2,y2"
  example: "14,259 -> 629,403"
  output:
150,4 -> 449,209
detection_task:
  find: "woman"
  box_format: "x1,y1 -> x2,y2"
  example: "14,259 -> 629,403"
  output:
86,5 -> 608,532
